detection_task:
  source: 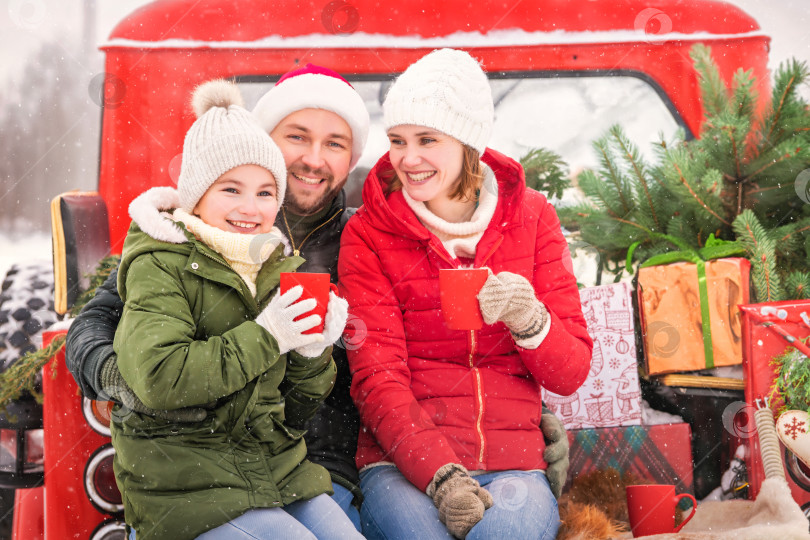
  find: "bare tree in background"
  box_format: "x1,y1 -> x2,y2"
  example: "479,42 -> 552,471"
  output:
0,34 -> 100,234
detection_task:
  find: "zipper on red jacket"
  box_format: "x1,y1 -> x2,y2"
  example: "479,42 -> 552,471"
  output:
471,235 -> 507,465
429,243 -> 456,267
469,330 -> 486,466
478,236 -> 504,268
430,242 -> 487,465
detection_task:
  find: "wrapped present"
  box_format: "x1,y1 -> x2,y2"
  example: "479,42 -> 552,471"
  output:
564,423 -> 694,495
739,300 -> 810,504
543,282 -> 642,429
637,257 -> 750,375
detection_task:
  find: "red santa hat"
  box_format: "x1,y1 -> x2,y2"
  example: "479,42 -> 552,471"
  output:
252,63 -> 370,170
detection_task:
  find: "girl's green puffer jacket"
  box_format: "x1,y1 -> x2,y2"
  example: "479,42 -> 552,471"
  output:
111,193 -> 336,540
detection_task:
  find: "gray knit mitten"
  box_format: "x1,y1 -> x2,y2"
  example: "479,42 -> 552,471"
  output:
427,464 -> 493,539
98,356 -> 207,422
477,271 -> 549,349
541,407 -> 569,498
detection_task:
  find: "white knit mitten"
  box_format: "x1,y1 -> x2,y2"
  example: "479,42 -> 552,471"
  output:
256,286 -> 324,354
477,271 -> 550,349
294,292 -> 349,358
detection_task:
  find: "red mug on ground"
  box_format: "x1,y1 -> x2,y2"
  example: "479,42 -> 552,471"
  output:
625,484 -> 697,537
279,272 -> 339,335
438,268 -> 490,331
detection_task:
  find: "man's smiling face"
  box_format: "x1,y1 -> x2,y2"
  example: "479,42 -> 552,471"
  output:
270,108 -> 353,216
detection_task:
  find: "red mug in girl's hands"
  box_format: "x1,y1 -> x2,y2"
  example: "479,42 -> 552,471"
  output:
279,272 -> 339,334
438,268 -> 490,331
625,484 -> 697,537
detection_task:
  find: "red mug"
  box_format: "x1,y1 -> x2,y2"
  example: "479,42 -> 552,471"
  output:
279,272 -> 338,334
625,484 -> 697,537
438,268 -> 489,330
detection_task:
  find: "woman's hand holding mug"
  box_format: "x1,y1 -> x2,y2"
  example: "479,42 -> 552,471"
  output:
477,271 -> 549,349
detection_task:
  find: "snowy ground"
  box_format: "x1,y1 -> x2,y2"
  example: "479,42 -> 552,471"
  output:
0,232 -> 52,285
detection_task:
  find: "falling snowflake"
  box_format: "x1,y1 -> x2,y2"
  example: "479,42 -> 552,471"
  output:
784,416 -> 807,440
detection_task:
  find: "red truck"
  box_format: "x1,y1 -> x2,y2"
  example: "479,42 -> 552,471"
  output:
0,0 -> 770,538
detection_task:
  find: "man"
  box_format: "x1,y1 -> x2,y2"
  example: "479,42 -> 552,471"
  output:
65,63 -> 570,531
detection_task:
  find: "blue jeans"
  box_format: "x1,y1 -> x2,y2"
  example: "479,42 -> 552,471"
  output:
332,482 -> 363,532
128,493 -> 363,540
359,465 -> 559,540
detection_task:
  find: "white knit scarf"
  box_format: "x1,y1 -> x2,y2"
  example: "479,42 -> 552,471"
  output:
402,163 -> 498,260
173,209 -> 282,295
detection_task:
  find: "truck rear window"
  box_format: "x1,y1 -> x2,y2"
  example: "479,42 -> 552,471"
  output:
240,75 -> 680,205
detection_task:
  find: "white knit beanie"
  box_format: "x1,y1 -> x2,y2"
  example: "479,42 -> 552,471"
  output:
383,49 -> 494,154
178,80 -> 287,212
252,63 -> 370,170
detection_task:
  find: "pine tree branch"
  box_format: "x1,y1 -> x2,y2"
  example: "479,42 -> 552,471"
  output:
781,224 -> 810,243
744,150 -> 800,182
672,162 -> 730,225
595,139 -> 633,214
613,128 -> 660,231
767,73 -> 798,143
691,44 -> 728,118
734,212 -> 780,301
614,217 -> 652,233
724,125 -> 742,180
0,335 -> 66,414
785,271 -> 810,299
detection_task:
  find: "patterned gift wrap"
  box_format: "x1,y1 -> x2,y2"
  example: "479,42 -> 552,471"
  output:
543,282 -> 642,429
563,423 -> 695,494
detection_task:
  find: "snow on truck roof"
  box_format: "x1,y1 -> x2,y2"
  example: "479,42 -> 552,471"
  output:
103,0 -> 762,49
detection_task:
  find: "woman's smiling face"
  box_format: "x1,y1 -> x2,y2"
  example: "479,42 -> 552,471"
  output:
387,125 -> 464,205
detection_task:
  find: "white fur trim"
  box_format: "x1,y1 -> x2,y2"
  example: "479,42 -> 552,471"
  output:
279,234 -> 293,257
252,73 -> 370,170
128,187 -> 188,244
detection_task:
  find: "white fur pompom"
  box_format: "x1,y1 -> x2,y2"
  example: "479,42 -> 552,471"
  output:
191,79 -> 245,118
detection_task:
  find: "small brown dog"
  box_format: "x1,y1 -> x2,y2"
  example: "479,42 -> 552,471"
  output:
556,468 -> 642,540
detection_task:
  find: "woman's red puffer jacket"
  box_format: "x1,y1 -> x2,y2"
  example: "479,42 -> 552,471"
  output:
338,148 -> 592,491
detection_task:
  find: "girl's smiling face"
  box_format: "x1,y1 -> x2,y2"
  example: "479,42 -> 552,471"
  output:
193,164 -> 279,234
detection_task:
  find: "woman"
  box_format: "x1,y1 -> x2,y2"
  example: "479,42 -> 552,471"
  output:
338,49 -> 593,540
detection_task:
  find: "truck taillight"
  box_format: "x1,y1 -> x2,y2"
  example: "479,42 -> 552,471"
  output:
83,397 -> 113,437
84,444 -> 123,514
90,519 -> 127,540
0,429 -> 16,471
24,428 -> 44,468
0,397 -> 44,488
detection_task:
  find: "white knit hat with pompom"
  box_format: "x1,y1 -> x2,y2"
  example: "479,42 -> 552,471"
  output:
178,79 -> 287,212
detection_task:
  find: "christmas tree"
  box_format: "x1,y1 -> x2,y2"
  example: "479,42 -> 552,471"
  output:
559,44 -> 810,301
